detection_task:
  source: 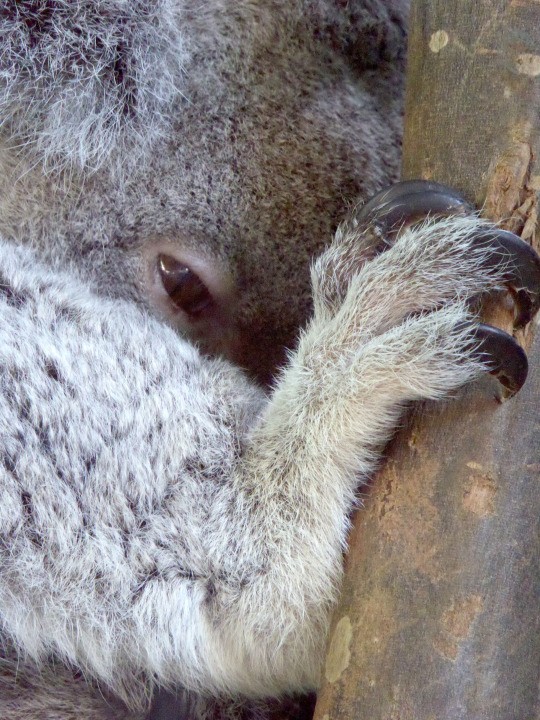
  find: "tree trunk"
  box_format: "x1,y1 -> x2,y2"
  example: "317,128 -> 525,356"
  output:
313,2 -> 540,719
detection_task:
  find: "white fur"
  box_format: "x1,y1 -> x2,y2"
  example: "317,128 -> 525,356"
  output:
0,213 -> 507,710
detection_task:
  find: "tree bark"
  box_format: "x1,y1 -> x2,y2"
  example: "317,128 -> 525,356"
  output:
313,2 -> 540,719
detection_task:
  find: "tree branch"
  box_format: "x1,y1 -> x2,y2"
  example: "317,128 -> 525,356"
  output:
313,2 -> 540,718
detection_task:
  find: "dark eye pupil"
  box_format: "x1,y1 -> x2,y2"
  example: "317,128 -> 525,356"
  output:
158,254 -> 212,316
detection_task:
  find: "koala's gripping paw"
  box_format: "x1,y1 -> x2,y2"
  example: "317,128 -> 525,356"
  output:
356,180 -> 540,328
312,180 -> 540,396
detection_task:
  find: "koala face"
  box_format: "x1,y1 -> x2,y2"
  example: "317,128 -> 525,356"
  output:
0,1 -> 407,382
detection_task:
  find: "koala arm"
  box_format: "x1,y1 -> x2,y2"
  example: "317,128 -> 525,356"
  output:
0,203 -> 521,709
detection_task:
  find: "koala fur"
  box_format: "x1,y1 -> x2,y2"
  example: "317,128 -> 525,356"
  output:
0,0 -> 408,382
0,212 -> 512,719
0,2 -> 517,720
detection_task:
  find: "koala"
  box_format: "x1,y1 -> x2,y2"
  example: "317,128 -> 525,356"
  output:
0,2 -> 539,720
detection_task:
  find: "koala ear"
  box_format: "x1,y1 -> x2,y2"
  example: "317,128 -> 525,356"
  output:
0,1 -> 188,171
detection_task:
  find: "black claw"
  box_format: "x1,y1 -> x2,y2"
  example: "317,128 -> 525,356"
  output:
356,180 -> 473,234
360,181 -> 540,330
469,323 -> 528,395
474,229 -> 540,328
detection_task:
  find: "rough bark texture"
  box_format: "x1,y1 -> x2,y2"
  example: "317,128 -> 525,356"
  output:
313,2 -> 540,719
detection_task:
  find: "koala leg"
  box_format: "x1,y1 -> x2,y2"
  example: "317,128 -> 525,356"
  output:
0,197 -> 538,709
190,190 -> 539,695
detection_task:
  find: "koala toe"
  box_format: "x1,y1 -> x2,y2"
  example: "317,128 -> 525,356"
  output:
357,179 -> 540,329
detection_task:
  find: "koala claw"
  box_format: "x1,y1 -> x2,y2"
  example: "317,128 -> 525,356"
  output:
474,228 -> 540,328
469,322 -> 528,395
356,179 -> 473,239
359,181 -> 540,328
354,180 -> 540,393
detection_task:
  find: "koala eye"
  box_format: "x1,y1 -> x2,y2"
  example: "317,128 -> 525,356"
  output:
144,243 -> 238,358
158,254 -> 213,316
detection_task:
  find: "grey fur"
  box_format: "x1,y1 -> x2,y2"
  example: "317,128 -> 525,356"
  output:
0,2 -> 511,720
0,0 -> 187,169
0,0 -> 408,383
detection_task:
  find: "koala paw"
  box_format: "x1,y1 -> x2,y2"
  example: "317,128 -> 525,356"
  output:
356,180 -> 540,328
312,180 -> 540,395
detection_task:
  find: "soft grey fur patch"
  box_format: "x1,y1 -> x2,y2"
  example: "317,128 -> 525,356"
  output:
0,647 -> 143,720
0,0 -> 187,169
